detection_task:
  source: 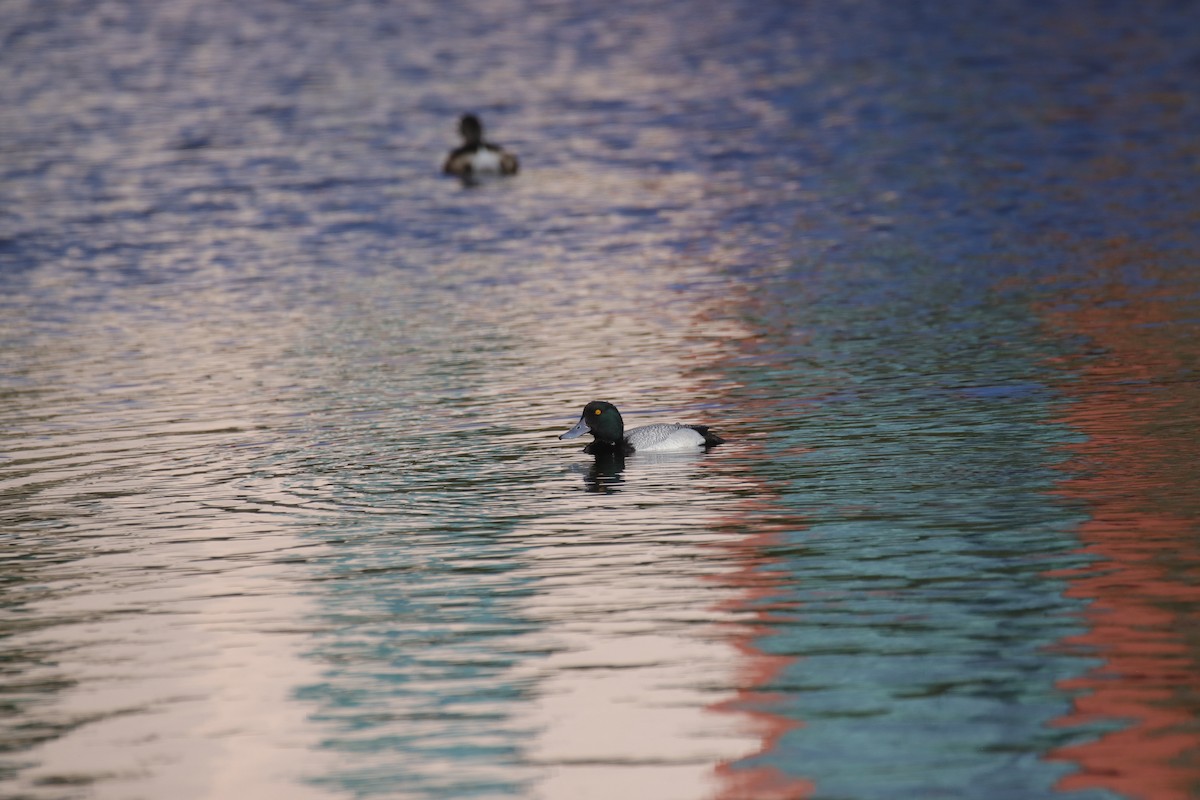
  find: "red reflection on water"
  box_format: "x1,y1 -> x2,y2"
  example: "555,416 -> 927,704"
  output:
1041,257 -> 1200,800
703,452 -> 815,799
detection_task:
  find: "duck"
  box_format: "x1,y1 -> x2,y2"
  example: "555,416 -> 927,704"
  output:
443,113 -> 519,177
559,401 -> 725,455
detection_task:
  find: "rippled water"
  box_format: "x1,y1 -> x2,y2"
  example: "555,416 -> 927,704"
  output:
3,1 -> 1200,799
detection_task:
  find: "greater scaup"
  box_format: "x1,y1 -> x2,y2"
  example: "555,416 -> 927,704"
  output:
443,114 -> 519,177
559,401 -> 725,455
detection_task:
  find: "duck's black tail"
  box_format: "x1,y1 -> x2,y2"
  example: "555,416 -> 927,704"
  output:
688,425 -> 726,447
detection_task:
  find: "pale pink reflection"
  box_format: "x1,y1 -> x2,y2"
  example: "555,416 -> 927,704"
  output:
506,473 -> 771,800
17,580 -> 337,800
3,281 -> 344,800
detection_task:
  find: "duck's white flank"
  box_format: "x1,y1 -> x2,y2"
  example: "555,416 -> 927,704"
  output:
624,423 -> 708,453
470,148 -> 502,173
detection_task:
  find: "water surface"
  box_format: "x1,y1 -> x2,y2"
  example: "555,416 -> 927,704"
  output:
3,1 -> 1200,799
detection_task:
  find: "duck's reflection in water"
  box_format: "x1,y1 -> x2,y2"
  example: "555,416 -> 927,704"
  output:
569,450 -> 723,494
579,450 -> 626,493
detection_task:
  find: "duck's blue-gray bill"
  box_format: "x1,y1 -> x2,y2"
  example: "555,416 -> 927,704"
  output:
559,417 -> 589,440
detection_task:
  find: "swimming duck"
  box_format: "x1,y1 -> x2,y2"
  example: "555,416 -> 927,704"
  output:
443,114 -> 519,177
559,401 -> 725,455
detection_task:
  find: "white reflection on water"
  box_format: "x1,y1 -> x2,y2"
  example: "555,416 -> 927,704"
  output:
1,279 -> 347,799
16,588 -> 335,800
507,456 -> 767,800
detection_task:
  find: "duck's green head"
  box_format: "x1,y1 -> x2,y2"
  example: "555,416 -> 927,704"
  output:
458,114 -> 483,145
559,401 -> 625,446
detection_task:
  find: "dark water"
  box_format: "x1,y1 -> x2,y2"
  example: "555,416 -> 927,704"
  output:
3,1 -> 1200,799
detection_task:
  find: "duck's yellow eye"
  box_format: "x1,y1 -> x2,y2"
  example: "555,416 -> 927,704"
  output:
594,408 -> 602,415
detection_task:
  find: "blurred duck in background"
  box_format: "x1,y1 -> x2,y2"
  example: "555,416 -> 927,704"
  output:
443,113 -> 519,178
